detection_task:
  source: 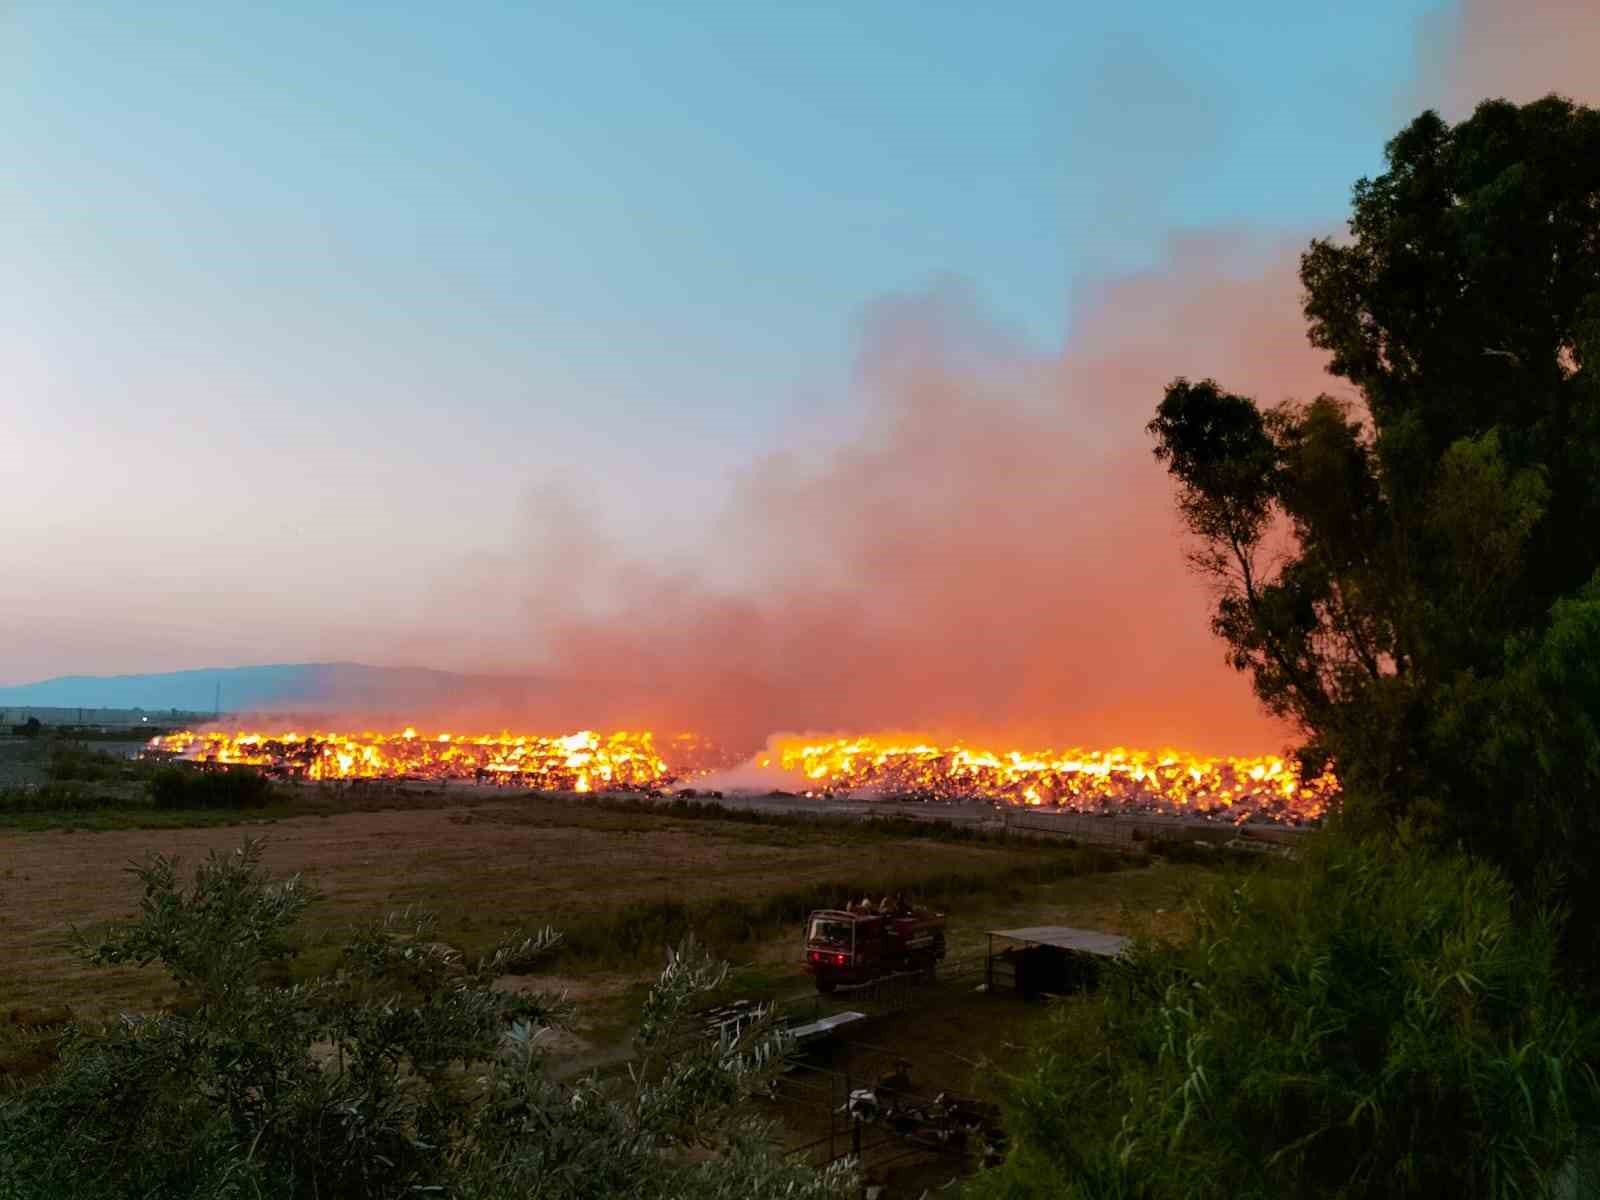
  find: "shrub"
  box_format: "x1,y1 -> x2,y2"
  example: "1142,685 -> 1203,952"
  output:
0,784 -> 112,814
970,838 -> 1600,1199
44,742 -> 128,784
0,839 -> 851,1200
148,765 -> 272,809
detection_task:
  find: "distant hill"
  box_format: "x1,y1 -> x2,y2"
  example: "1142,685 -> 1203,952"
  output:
0,663 -> 549,719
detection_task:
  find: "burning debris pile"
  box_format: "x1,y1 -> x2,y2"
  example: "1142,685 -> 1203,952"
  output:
147,726 -> 1338,822
759,735 -> 1338,823
147,728 -> 693,791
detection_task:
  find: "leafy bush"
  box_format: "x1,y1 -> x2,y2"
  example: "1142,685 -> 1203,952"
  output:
0,840 -> 851,1200
0,743 -> 143,814
44,743 -> 120,783
148,765 -> 272,809
0,784 -> 114,814
971,839 -> 1600,1199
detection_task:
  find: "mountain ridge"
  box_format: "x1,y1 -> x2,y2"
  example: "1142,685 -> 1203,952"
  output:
0,663 -> 547,715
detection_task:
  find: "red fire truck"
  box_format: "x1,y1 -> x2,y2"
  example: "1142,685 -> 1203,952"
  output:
803,902 -> 947,993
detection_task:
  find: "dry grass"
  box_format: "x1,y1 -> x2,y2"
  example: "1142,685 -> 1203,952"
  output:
0,795 -> 1092,1017
737,859 -> 1207,986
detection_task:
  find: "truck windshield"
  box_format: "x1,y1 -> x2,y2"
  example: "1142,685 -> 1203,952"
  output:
808,917 -> 853,946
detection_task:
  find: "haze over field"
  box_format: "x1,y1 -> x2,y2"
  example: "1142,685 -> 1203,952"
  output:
5,1 -> 1597,752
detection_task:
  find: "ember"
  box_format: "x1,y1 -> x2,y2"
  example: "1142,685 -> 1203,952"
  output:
759,735 -> 1337,823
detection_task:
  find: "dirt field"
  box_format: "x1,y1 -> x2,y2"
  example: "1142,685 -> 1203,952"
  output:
0,796 -> 1097,1015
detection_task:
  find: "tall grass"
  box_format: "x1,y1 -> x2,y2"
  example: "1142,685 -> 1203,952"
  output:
970,837 -> 1600,1199
0,784 -> 115,814
0,752 -> 272,815
552,848 -> 1125,964
43,742 -> 130,784
147,767 -> 271,810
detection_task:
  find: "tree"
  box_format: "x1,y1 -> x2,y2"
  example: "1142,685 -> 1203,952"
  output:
0,840 -> 852,1200
1147,95 -> 1600,944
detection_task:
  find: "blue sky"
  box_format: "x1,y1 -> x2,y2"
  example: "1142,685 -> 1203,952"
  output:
0,0 -> 1529,688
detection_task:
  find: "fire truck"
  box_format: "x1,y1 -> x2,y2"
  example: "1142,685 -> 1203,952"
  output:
803,901 -> 947,993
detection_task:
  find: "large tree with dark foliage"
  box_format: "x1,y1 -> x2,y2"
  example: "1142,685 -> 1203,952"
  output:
1148,96 -> 1600,938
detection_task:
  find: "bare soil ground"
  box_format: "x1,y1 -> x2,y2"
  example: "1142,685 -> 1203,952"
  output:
0,796 -> 1086,1016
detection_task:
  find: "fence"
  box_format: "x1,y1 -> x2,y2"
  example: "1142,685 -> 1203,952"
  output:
996,808 -> 1308,854
772,1043 -> 1002,1176
996,809 -> 1149,848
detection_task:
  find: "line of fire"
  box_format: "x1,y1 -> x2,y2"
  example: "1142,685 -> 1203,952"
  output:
144,727 -> 1339,824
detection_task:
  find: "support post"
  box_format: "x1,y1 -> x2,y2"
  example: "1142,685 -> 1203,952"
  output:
829,1075 -> 836,1163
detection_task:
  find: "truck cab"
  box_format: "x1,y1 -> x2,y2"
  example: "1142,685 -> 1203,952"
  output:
804,905 -> 946,993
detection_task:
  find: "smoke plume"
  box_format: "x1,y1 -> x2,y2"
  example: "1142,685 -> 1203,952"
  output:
1411,0 -> 1600,117
495,235 -> 1333,756
328,1 -> 1600,755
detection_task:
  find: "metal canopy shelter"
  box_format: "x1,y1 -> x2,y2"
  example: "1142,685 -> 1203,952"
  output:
985,926 -> 1131,995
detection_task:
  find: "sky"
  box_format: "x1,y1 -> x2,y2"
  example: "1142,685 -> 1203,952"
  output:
4,1 -> 1598,750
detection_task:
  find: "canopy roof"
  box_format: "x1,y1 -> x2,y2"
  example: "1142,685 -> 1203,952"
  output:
988,926 -> 1131,958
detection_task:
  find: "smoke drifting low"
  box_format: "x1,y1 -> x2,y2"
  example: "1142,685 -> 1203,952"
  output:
496,236 -> 1336,756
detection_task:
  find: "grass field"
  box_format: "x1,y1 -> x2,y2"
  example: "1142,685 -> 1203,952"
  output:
0,771 -> 1244,1124
0,789 -> 1178,1016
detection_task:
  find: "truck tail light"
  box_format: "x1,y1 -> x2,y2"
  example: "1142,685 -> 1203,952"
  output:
807,950 -> 850,966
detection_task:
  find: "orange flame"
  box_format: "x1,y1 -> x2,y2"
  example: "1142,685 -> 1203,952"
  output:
148,727 -> 1337,822
148,727 -> 690,792
757,734 -> 1337,823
